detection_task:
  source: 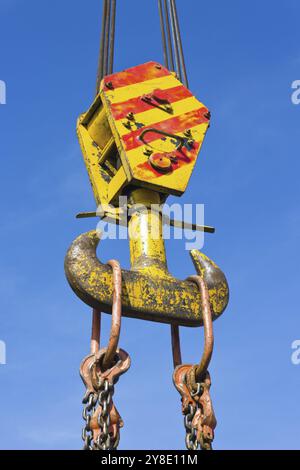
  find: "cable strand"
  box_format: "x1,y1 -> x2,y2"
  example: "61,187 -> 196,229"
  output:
163,0 -> 175,71
168,0 -> 181,80
103,0 -> 111,77
96,0 -> 108,94
170,0 -> 189,87
108,0 -> 116,74
158,0 -> 188,87
158,0 -> 169,69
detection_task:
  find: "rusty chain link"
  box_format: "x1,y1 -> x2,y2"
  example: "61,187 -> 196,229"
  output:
82,382 -> 118,450
80,258 -> 218,450
81,348 -> 130,451
184,403 -> 198,450
95,379 -> 118,450
80,259 -> 130,451
172,272 -> 217,450
185,371 -> 216,450
82,392 -> 97,450
82,379 -> 119,450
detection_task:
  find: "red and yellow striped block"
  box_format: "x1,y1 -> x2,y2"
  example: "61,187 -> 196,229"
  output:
100,61 -> 210,196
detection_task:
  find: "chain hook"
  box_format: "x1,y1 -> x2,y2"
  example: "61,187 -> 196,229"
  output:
90,259 -> 122,370
171,272 -> 214,386
172,268 -> 217,450
186,274 -> 214,391
80,258 -> 130,451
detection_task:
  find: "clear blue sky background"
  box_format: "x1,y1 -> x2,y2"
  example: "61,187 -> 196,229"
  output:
0,0 -> 299,450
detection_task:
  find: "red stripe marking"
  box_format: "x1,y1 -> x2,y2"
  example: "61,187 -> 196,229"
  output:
101,62 -> 170,91
110,85 -> 193,120
122,107 -> 209,152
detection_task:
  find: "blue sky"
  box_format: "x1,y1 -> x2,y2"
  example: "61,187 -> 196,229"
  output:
0,0 -> 299,450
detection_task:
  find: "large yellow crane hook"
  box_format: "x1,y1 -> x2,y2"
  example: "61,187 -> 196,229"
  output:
66,0 -> 230,450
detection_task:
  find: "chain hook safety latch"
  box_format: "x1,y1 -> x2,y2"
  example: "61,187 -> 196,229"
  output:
80,260 -> 131,451
172,267 -> 217,450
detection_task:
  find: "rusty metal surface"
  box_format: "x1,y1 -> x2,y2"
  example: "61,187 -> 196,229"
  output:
64,230 -> 229,327
187,274 -> 214,386
172,271 -> 216,449
173,365 -> 216,450
91,309 -> 101,355
192,371 -> 216,450
80,348 -> 131,450
102,259 -> 122,370
170,273 -> 214,381
173,364 -> 197,414
88,260 -> 122,370
171,324 -> 182,368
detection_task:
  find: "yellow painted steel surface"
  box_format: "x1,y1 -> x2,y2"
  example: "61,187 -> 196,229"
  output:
65,229 -> 229,326
65,186 -> 229,326
128,189 -> 170,279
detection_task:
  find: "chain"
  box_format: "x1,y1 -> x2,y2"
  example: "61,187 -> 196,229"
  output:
184,403 -> 198,450
96,379 -> 119,450
80,261 -> 126,450
172,272 -> 216,450
184,373 -> 215,450
82,379 -> 119,450
82,392 -> 97,450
